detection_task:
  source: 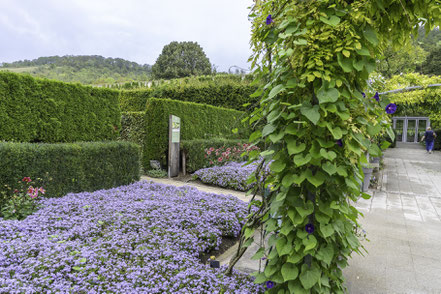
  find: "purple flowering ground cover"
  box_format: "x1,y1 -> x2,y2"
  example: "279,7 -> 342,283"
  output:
0,181 -> 264,293
193,162 -> 267,192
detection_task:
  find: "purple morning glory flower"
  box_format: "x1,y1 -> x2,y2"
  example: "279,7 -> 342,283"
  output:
266,281 -> 275,289
336,139 -> 343,147
362,92 -> 366,98
305,223 -> 315,234
266,15 -> 273,25
373,92 -> 380,101
385,103 -> 397,114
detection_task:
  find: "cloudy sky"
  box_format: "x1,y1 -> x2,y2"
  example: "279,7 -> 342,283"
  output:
0,0 -> 254,72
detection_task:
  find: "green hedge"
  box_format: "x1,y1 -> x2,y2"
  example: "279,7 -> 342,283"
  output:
119,84 -> 257,111
144,98 -> 250,168
181,138 -> 246,172
119,112 -> 147,147
119,89 -> 153,112
0,141 -> 141,199
0,71 -> 121,142
434,129 -> 441,150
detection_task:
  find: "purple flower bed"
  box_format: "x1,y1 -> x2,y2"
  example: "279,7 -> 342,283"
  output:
0,181 -> 264,293
193,162 -> 267,191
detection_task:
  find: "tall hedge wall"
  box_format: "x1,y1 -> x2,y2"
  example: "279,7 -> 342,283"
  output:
119,84 -> 257,112
119,111 -> 147,148
144,98 -> 250,168
0,141 -> 141,198
0,71 -> 121,142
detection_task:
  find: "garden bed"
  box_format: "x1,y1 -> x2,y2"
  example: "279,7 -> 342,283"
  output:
0,181 -> 264,293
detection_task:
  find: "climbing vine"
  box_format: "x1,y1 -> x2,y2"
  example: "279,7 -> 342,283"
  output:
231,1 -> 441,293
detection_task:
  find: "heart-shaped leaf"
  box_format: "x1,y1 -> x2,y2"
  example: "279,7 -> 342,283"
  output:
317,87 -> 340,104
320,15 -> 341,27
307,171 -> 326,187
300,105 -> 320,125
294,153 -> 312,166
287,140 -> 306,155
299,264 -> 321,289
270,160 -> 286,172
281,263 -> 299,281
322,162 -> 337,175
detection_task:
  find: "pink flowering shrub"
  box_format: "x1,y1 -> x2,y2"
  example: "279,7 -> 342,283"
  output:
0,177 -> 45,220
205,143 -> 260,166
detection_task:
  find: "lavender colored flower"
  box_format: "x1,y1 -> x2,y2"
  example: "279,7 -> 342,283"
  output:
266,14 -> 273,25
305,223 -> 315,234
385,103 -> 397,114
373,92 -> 380,101
193,161 -> 269,192
266,281 -> 275,288
0,181 -> 265,293
336,139 -> 343,147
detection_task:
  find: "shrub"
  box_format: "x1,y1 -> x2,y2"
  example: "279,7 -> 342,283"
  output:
0,181 -> 264,293
434,129 -> 441,150
0,141 -> 141,199
181,138 -> 259,173
119,89 -> 153,111
144,98 -> 250,169
119,112 -> 147,147
120,83 -> 257,111
0,71 -> 120,143
193,161 -> 269,191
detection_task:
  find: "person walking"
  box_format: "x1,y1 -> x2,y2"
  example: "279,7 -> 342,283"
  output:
420,127 -> 436,154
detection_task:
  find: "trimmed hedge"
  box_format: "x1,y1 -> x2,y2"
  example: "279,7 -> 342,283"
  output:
434,129 -> 441,150
119,84 -> 257,112
144,98 -> 250,168
181,138 -> 246,172
119,112 -> 147,147
119,89 -> 153,112
0,71 -> 121,142
0,141 -> 141,199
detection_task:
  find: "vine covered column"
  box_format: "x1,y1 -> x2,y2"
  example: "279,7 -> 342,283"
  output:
241,1 -> 440,293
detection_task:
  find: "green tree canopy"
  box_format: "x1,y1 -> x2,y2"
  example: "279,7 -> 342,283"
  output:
152,41 -> 212,79
377,43 -> 428,78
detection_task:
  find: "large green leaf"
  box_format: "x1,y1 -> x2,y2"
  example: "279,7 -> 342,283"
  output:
303,235 -> 317,251
268,84 -> 286,99
337,53 -> 353,72
318,244 -> 334,265
320,15 -> 341,26
299,264 -> 321,289
320,223 -> 335,238
317,87 -> 340,104
307,171 -> 326,187
294,153 -> 312,166
322,162 -> 337,175
300,105 -> 320,125
281,263 -> 299,281
363,25 -> 379,46
287,140 -> 306,155
262,124 -> 276,137
270,160 -> 286,172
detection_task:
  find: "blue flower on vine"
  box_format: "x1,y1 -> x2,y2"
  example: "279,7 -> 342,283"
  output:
305,223 -> 314,234
362,92 -> 366,98
336,139 -> 343,147
385,103 -> 397,114
266,15 -> 273,25
373,92 -> 380,102
266,281 -> 275,289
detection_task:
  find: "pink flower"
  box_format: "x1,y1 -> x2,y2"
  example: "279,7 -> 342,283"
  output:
207,150 -> 211,155
22,177 -> 32,183
218,157 -> 223,162
27,186 -> 35,195
226,148 -> 231,152
14,189 -> 19,194
210,161 -> 213,165
209,147 -> 214,152
38,187 -> 45,194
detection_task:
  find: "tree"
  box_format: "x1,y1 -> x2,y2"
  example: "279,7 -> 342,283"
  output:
421,46 -> 441,75
152,41 -> 212,79
377,43 -> 428,78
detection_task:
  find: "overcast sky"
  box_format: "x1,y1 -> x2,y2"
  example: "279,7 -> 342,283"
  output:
0,0 -> 254,72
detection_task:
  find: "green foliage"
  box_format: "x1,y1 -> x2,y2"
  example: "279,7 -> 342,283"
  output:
152,41 -> 212,79
119,90 -> 153,111
0,141 -> 141,199
422,46 -> 441,76
181,138 -> 248,172
145,169 -> 167,178
144,98 -> 249,169
383,73 -> 441,127
0,55 -> 152,85
0,178 -> 43,220
433,129 -> 441,150
120,82 -> 257,111
119,112 -> 147,147
236,1 -> 441,293
377,43 -> 428,78
0,71 -> 121,142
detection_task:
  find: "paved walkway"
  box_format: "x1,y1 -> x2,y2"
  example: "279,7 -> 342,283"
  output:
142,143 -> 441,293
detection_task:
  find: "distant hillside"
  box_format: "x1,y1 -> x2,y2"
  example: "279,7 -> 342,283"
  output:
0,55 -> 152,85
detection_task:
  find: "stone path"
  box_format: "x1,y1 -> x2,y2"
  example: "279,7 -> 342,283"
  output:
142,142 -> 441,293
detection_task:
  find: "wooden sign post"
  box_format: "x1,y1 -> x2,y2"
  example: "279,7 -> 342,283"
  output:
168,115 -> 181,177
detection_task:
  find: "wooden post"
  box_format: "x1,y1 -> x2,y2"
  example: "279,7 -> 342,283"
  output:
168,115 -> 181,178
